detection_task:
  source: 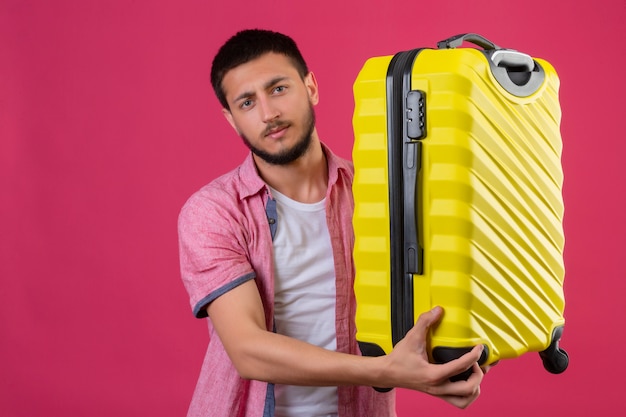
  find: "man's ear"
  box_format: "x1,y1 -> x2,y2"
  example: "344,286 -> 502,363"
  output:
222,108 -> 239,133
304,72 -> 319,106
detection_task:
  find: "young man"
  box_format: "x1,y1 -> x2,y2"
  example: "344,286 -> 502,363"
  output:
178,29 -> 486,417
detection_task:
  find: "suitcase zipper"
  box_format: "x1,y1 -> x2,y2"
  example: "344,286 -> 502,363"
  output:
386,48 -> 426,346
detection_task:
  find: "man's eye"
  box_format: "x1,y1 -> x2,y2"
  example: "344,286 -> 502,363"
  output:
241,99 -> 253,108
273,86 -> 286,94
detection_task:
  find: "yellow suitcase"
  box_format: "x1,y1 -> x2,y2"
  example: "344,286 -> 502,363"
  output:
352,34 -> 568,383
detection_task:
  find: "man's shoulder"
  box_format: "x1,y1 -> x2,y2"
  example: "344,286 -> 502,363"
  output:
179,161 -> 263,226
185,166 -> 243,206
184,155 -> 264,205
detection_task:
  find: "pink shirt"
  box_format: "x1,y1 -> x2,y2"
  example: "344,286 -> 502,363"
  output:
178,144 -> 396,417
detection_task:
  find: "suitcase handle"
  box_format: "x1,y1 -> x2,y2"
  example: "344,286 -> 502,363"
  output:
438,33 -> 536,75
437,33 -> 500,50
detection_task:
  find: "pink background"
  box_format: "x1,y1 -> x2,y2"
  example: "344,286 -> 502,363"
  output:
1,0 -> 624,416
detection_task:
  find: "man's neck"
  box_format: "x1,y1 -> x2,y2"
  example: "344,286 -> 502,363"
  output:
254,139 -> 328,204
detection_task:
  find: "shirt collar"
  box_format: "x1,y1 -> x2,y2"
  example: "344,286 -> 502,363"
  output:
236,142 -> 352,200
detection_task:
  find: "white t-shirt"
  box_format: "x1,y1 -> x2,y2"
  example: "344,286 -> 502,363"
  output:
270,187 -> 338,417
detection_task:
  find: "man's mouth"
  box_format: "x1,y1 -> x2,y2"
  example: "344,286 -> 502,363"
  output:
264,123 -> 289,139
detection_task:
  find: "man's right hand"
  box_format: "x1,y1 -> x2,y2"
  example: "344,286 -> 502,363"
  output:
208,281 -> 485,409
381,306 -> 485,409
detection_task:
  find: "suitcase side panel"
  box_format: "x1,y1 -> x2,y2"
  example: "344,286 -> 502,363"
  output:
413,49 -> 565,364
352,55 -> 396,355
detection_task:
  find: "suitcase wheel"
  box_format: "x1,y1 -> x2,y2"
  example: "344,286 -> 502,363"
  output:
539,326 -> 569,374
540,346 -> 569,374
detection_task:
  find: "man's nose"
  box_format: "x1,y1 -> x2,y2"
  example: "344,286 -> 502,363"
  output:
259,96 -> 279,123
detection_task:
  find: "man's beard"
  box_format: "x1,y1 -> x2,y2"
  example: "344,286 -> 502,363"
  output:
241,105 -> 316,166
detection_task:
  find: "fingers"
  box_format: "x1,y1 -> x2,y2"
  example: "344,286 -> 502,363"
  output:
406,308 -> 484,382
423,305 -> 444,324
405,306 -> 443,346
415,306 -> 444,329
436,362 -> 483,409
438,387 -> 480,409
482,360 -> 499,375
431,344 -> 484,382
398,307 -> 487,409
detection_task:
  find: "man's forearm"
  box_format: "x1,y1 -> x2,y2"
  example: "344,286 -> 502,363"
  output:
230,328 -> 385,387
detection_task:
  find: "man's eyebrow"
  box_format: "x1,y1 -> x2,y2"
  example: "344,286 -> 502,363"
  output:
264,76 -> 289,90
233,76 -> 290,104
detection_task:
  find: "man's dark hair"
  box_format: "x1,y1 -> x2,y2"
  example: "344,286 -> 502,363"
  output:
210,29 -> 310,109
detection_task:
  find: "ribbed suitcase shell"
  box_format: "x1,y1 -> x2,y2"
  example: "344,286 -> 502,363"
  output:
352,43 -> 565,369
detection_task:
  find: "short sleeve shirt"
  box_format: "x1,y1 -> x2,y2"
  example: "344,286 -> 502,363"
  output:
178,144 -> 396,417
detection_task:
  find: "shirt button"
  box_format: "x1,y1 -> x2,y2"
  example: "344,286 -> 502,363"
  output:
268,218 -> 276,224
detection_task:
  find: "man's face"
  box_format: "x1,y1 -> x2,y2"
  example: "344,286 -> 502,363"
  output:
221,52 -> 319,165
